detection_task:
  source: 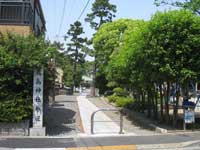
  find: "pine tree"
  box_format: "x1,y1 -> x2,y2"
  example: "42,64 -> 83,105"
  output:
65,21 -> 87,89
85,0 -> 117,96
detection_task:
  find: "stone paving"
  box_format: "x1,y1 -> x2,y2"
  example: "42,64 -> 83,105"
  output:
45,95 -> 83,136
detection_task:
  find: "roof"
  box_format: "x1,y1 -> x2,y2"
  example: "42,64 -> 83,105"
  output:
35,0 -> 46,31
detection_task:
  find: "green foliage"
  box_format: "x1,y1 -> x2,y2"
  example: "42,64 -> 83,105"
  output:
107,95 -> 117,103
60,55 -> 74,87
154,0 -> 200,15
105,19 -> 146,88
144,10 -> 200,83
0,95 -> 32,122
107,95 -> 134,107
0,33 -> 56,122
98,9 -> 199,123
85,0 -> 117,30
105,10 -> 200,89
85,0 -> 117,96
94,19 -> 144,74
65,21 -> 88,87
93,19 -> 145,91
115,96 -> 134,108
113,87 -> 128,97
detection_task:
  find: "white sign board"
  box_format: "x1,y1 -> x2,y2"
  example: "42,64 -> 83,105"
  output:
184,110 -> 195,123
33,68 -> 44,128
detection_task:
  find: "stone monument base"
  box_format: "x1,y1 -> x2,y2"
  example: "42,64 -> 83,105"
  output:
29,127 -> 46,136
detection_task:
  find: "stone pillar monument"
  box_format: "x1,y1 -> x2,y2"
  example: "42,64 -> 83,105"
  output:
30,68 -> 46,136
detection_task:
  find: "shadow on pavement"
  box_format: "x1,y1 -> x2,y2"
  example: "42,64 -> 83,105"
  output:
46,107 -> 77,136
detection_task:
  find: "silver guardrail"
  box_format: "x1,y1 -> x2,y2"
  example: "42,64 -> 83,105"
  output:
91,108 -> 123,134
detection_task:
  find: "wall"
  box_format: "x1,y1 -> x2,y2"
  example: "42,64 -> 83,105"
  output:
0,25 -> 33,36
0,120 -> 29,136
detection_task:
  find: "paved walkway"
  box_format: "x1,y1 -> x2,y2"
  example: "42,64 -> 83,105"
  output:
77,96 -> 122,135
87,97 -> 156,135
46,95 -> 83,136
45,93 -> 156,136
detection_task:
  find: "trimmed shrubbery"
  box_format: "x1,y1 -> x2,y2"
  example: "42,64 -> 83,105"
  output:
113,87 -> 128,97
0,34 -> 56,122
107,87 -> 134,108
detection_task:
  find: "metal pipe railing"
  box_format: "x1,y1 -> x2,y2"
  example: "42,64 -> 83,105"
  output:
91,108 -> 123,134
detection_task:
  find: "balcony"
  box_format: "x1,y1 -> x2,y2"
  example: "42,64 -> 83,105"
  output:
0,2 -> 34,26
0,0 -> 45,35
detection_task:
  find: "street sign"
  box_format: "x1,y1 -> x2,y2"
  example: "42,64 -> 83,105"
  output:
33,68 -> 44,128
184,110 -> 195,123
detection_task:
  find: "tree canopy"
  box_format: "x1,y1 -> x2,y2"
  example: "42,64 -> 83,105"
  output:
93,9 -> 200,124
154,0 -> 200,15
65,21 -> 88,87
85,0 -> 117,30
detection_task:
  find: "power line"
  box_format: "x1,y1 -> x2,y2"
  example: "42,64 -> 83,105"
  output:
58,0 -> 68,35
77,0 -> 92,21
53,0 -> 57,38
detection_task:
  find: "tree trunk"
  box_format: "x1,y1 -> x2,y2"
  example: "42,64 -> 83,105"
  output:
147,90 -> 151,118
154,86 -> 158,120
142,91 -> 145,113
90,58 -> 96,97
138,90 -> 142,112
73,61 -> 77,90
159,84 -> 164,121
151,93 -> 156,119
165,81 -> 170,124
73,49 -> 78,92
173,82 -> 180,127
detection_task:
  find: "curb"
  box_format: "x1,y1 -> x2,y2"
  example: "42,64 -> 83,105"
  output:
149,124 -> 168,133
6,140 -> 200,150
98,97 -> 200,135
137,140 -> 200,149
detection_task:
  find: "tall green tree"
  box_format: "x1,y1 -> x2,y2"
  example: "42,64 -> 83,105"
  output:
85,0 -> 117,30
105,10 -> 200,124
143,10 -> 200,124
65,21 -> 87,88
85,0 -> 117,95
154,0 -> 200,15
94,19 -> 145,90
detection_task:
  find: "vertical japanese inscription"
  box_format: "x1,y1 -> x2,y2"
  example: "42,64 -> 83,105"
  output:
33,68 -> 44,127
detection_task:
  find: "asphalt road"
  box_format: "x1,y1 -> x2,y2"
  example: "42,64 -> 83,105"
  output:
1,133 -> 200,149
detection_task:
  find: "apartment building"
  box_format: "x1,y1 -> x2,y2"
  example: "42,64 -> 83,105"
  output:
0,0 -> 45,36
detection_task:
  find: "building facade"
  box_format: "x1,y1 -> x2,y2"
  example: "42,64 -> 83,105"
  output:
0,0 -> 45,36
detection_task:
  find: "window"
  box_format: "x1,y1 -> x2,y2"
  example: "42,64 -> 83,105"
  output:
0,2 -> 32,24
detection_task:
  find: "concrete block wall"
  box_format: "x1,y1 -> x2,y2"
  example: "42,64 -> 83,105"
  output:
0,120 -> 29,136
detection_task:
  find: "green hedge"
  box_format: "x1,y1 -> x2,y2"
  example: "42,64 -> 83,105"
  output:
107,95 -> 134,108
115,96 -> 134,107
0,96 -> 32,122
113,87 -> 128,96
0,34 -> 56,122
107,95 -> 117,103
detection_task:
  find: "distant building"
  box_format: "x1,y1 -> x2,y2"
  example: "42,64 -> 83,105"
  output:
55,67 -> 64,88
0,0 -> 45,36
82,75 -> 92,85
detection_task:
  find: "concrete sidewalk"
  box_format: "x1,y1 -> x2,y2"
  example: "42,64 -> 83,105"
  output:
46,95 -> 83,136
77,96 -> 124,135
